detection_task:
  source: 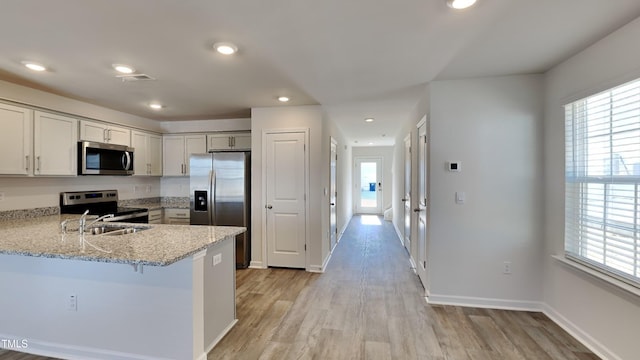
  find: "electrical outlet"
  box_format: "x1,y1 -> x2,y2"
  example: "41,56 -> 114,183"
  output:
503,261 -> 512,275
213,253 -> 222,266
67,294 -> 77,311
0,192 -> 4,202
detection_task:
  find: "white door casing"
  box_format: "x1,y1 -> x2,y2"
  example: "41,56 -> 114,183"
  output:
264,131 -> 307,269
330,138 -> 338,251
403,134 -> 411,252
416,117 -> 429,294
355,157 -> 383,214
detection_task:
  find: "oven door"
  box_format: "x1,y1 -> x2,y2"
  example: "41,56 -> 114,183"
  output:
79,141 -> 134,175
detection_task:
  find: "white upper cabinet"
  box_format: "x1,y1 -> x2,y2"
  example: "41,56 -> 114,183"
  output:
163,134 -> 206,176
132,130 -> 163,176
33,111 -> 78,176
207,132 -> 251,151
80,120 -> 131,146
0,103 -> 33,175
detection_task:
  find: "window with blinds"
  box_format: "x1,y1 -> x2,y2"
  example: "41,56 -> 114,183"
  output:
565,78 -> 640,287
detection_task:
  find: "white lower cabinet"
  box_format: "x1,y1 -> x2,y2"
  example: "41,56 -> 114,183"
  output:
164,208 -> 190,224
148,209 -> 163,224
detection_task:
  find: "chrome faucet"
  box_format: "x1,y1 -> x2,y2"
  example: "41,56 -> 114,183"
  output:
81,214 -> 115,235
61,209 -> 90,234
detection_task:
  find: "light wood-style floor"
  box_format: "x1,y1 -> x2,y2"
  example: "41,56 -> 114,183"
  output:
1,215 -> 598,360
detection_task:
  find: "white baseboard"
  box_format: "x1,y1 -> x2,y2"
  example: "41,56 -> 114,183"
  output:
307,263 -> 325,273
426,294 -> 543,312
0,333 -> 172,360
393,222 -> 403,246
541,304 -> 621,360
198,319 -> 239,360
249,261 -> 266,269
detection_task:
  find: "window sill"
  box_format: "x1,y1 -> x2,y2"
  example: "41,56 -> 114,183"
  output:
552,255 -> 640,298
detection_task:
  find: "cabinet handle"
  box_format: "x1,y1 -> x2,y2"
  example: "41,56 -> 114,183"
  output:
147,163 -> 151,175
37,156 -> 41,172
103,128 -> 108,142
25,155 -> 29,171
109,129 -> 113,141
228,137 -> 232,148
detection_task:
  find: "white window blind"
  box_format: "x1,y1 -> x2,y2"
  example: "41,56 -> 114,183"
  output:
565,78 -> 640,287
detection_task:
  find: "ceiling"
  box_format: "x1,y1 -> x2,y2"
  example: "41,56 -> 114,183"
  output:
1,0 -> 640,146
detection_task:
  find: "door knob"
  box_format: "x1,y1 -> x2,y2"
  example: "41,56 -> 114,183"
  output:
266,205 -> 273,209
330,203 -> 335,206
413,208 -> 422,212
401,198 -> 407,202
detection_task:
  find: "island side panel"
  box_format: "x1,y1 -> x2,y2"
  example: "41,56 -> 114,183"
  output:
0,254 -> 195,360
203,235 -> 237,352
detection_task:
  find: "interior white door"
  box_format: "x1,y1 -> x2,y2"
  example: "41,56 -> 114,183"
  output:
355,157 -> 383,214
403,134 -> 411,252
330,138 -> 338,250
416,119 -> 429,293
265,131 -> 307,268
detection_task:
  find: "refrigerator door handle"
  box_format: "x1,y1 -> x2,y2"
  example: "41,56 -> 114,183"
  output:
209,169 -> 216,225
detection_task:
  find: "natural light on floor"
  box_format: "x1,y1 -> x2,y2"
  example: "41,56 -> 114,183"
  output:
360,215 -> 382,226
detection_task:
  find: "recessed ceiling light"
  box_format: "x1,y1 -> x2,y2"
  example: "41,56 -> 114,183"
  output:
213,42 -> 238,55
368,142 -> 374,145
149,103 -> 163,110
365,118 -> 374,123
22,61 -> 46,72
278,96 -> 290,102
112,64 -> 135,74
446,0 -> 477,9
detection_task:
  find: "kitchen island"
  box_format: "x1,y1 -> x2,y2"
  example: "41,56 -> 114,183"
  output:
0,215 -> 244,360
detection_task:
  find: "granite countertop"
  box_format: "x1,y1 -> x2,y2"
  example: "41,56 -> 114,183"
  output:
0,215 -> 244,266
120,197 -> 190,211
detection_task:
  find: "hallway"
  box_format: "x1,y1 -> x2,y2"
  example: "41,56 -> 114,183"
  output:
208,215 -> 598,359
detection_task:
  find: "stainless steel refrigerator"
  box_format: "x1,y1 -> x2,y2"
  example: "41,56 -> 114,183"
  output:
190,152 -> 250,268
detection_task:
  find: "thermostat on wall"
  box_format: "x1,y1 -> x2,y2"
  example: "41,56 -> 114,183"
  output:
448,161 -> 461,172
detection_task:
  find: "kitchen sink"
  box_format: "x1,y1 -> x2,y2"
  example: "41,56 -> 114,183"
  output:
87,224 -> 151,236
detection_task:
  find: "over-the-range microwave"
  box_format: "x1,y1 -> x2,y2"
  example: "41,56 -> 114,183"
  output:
78,141 -> 134,175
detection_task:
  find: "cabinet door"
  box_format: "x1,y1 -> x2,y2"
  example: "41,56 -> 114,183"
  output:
207,134 -> 232,151
163,136 -> 186,176
107,125 -> 131,146
184,135 -> 206,175
131,131 -> 149,176
0,104 -> 32,175
33,111 -> 77,176
148,134 -> 163,176
232,134 -> 251,150
79,120 -> 107,143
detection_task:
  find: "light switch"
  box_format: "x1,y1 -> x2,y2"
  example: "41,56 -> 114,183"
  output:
455,191 -> 465,204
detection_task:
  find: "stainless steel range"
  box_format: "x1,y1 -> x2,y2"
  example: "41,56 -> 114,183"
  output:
60,190 -> 149,223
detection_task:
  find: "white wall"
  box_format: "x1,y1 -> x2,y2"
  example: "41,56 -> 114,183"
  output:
543,16 -> 640,360
392,85 -> 430,269
250,106 -> 325,271
0,80 -> 161,132
321,111 -> 352,261
160,118 -> 250,133
0,177 -> 160,212
427,75 -> 544,308
352,146 -> 394,215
